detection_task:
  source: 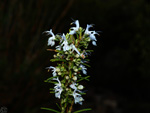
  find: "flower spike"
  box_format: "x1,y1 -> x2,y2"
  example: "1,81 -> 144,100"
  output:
43,20 -> 100,112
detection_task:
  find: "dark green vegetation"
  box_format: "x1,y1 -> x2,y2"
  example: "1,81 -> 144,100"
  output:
0,0 -> 150,113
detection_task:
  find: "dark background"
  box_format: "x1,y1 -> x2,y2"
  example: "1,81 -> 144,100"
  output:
0,0 -> 150,113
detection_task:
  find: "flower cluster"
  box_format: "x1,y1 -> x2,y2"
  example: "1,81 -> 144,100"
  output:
43,20 -> 99,113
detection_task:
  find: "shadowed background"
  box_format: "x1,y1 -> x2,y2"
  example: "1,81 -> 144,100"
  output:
0,0 -> 150,113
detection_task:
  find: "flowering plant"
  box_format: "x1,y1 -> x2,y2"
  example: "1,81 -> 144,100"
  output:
41,20 -> 99,113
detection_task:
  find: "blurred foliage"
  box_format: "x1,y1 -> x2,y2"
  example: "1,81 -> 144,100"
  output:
0,0 -> 150,113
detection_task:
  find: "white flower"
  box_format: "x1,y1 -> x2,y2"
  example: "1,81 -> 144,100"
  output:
69,20 -> 80,35
85,24 -> 93,35
73,90 -> 84,105
60,34 -> 80,54
70,44 -> 80,55
70,82 -> 84,105
56,45 -> 61,50
44,29 -> 56,46
53,77 -> 63,99
61,34 -> 71,51
80,65 -> 87,75
45,66 -> 57,77
89,31 -> 99,46
78,85 -> 84,90
84,25 -> 99,46
70,82 -> 77,90
89,31 -> 98,41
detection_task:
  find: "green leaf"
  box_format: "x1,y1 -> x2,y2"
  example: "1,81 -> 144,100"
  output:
55,50 -> 64,54
44,76 -> 58,83
48,81 -> 58,84
56,103 -> 61,110
41,107 -> 60,113
73,108 -> 92,113
77,76 -> 90,82
81,63 -> 91,67
50,58 -> 66,62
85,50 -> 94,52
50,91 -> 55,93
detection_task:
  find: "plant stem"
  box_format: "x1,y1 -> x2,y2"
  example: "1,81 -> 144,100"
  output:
68,99 -> 74,113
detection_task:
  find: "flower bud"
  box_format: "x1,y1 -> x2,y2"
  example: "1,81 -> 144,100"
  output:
57,53 -> 60,56
56,68 -> 60,72
75,54 -> 79,58
58,72 -> 61,75
73,76 -> 77,81
78,85 -> 84,90
53,54 -> 57,58
80,98 -> 84,101
65,76 -> 69,80
66,57 -> 70,60
74,72 -> 77,75
74,69 -> 78,72
87,38 -> 91,41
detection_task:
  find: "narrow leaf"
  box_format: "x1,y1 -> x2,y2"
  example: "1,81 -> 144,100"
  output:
56,103 -> 61,110
50,59 -> 66,62
77,76 -> 90,82
41,107 -> 60,113
73,108 -> 92,113
82,63 -> 91,67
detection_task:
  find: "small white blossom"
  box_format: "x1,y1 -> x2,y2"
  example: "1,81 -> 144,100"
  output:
84,25 -> 99,46
73,90 -> 84,105
44,29 -> 56,46
69,20 -> 80,35
89,31 -> 99,46
89,31 -> 98,41
70,82 -> 84,105
80,65 -> 87,75
70,82 -> 77,90
45,66 -> 57,76
56,45 -> 61,50
85,24 -> 93,35
70,44 -> 80,55
61,34 -> 71,51
53,77 -> 63,99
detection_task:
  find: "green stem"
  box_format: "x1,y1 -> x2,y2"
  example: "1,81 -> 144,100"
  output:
68,99 -> 74,113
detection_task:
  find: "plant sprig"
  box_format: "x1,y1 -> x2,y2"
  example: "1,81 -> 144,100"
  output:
42,20 -> 100,113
